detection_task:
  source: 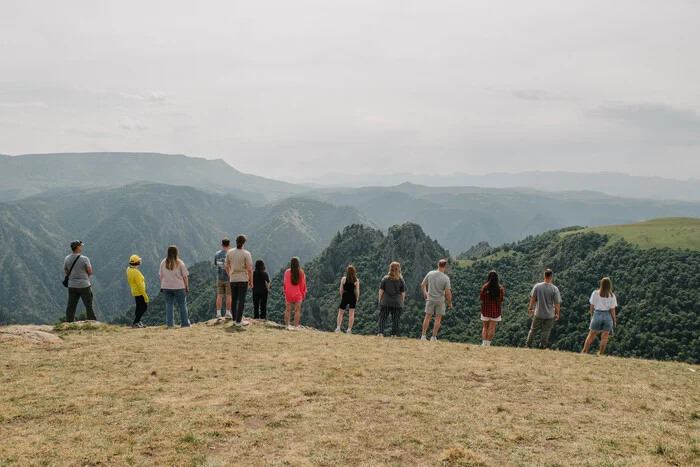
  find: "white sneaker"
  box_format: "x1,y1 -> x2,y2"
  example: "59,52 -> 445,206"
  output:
346,328 -> 352,335
421,335 -> 427,341
216,312 -> 222,319
377,333 -> 383,337
430,336 -> 437,342
286,325 -> 294,331
224,311 -> 232,320
235,320 -> 250,327
334,327 -> 341,333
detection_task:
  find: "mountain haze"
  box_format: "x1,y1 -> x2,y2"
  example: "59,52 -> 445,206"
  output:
0,152 -> 306,203
299,170 -> 700,202
304,183 -> 700,254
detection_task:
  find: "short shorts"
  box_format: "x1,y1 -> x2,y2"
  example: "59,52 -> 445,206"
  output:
425,301 -> 446,316
481,315 -> 502,322
339,293 -> 357,310
590,310 -> 613,332
216,280 -> 231,295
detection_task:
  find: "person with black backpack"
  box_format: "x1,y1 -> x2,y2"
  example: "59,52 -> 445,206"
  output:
63,240 -> 96,322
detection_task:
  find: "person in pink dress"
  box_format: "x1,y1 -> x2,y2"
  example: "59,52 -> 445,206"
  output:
283,256 -> 307,330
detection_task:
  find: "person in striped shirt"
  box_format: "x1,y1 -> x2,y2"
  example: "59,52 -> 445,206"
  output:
479,271 -> 504,346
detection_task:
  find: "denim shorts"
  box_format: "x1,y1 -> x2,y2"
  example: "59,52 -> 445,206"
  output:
590,310 -> 613,332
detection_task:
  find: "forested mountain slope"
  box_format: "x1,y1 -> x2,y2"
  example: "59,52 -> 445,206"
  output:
450,228 -> 699,363
0,184 -> 370,324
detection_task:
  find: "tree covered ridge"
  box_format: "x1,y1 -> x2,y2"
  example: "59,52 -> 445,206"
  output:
450,229 -> 699,363
111,223 -> 698,363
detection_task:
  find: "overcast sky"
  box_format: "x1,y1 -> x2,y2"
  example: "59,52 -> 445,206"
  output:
1,0 -> 699,180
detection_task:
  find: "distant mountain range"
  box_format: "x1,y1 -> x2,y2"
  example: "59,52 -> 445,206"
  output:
0,152 -> 305,203
3,153 -> 700,256
297,170 -> 700,202
303,183 -> 700,253
3,152 -> 700,325
4,152 -> 700,203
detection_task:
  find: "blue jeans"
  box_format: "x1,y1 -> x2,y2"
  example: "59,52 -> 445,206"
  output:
164,289 -> 190,327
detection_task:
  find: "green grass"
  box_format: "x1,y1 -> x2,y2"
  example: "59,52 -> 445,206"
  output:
561,217 -> 700,250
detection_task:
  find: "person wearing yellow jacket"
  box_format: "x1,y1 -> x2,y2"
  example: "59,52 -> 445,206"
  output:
126,254 -> 149,328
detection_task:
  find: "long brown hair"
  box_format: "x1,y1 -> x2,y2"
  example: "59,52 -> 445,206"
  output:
485,270 -> 501,301
165,245 -> 179,271
345,265 -> 357,285
290,256 -> 302,285
599,277 -> 613,298
388,262 -> 402,280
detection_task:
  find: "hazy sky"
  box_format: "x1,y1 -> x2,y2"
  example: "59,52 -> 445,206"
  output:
1,0 -> 699,180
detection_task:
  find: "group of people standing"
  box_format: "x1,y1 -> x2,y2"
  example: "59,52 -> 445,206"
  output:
63,237 -> 618,354
214,235 -> 303,329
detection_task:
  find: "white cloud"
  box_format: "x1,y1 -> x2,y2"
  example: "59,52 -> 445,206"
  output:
120,91 -> 175,105
119,116 -> 149,131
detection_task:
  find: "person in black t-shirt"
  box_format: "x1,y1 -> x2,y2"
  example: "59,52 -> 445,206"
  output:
335,265 -> 360,334
252,259 -> 271,319
378,262 -> 406,337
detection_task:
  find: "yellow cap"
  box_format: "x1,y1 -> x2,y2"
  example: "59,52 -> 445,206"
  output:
129,254 -> 142,264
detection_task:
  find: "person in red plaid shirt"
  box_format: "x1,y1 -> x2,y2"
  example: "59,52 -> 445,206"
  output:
479,271 -> 504,346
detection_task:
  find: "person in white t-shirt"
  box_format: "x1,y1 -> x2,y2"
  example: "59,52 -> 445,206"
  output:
582,277 -> 618,355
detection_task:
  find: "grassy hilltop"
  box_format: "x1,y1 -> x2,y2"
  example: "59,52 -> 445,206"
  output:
562,217 -> 700,251
1,322 -> 698,466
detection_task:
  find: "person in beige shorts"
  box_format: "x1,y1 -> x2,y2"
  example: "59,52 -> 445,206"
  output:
421,260 -> 453,342
213,238 -> 232,319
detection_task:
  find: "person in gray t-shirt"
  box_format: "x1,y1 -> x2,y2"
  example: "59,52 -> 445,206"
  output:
421,259 -> 453,342
525,269 -> 562,349
213,238 -> 232,319
63,240 -> 96,322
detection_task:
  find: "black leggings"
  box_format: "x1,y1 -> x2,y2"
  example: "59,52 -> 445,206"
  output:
379,306 -> 402,336
253,290 -> 268,319
134,295 -> 148,324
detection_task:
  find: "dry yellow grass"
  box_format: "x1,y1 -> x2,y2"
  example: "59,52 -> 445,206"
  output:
1,321 -> 698,466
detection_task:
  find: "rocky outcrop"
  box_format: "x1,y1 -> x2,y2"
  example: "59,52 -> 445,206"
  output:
0,325 -> 63,344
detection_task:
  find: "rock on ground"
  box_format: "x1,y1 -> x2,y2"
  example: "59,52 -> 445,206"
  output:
0,325 -> 63,344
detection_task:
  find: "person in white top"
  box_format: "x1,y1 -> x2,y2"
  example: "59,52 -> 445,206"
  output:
582,277 -> 618,355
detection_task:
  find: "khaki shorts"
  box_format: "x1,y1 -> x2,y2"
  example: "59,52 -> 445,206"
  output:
216,280 -> 231,295
425,301 -> 446,316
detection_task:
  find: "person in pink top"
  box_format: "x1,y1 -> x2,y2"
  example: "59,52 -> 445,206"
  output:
283,256 -> 306,330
